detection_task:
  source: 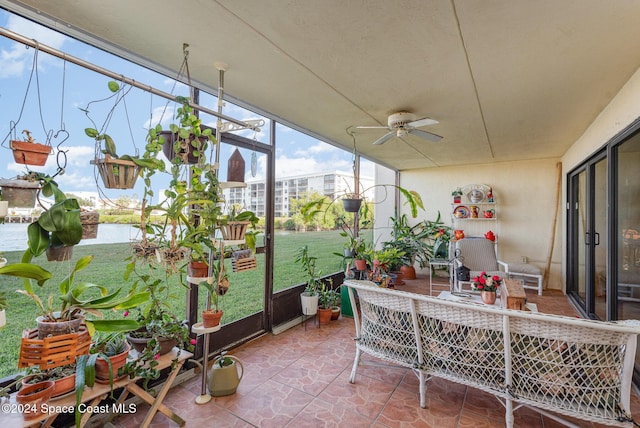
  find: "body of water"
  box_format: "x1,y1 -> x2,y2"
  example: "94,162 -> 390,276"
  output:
1,223 -> 143,252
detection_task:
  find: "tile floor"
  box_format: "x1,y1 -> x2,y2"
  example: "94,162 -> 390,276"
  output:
110,276 -> 640,427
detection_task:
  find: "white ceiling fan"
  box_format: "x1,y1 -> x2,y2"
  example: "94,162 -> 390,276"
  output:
356,112 -> 443,145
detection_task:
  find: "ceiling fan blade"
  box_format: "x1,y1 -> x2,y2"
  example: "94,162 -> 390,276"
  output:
356,125 -> 390,129
408,128 -> 443,142
372,131 -> 396,145
408,117 -> 438,128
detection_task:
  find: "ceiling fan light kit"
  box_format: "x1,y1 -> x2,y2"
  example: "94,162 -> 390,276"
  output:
356,111 -> 443,145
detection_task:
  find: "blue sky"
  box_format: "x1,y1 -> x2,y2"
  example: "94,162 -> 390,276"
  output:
0,11 -> 365,204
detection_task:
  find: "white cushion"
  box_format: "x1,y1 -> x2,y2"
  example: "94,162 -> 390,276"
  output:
508,263 -> 542,275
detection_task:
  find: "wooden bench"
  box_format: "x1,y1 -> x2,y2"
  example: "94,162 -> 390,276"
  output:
344,279 -> 640,427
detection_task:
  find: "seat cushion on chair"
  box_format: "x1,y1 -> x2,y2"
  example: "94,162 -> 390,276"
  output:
470,270 -> 507,280
508,263 -> 542,275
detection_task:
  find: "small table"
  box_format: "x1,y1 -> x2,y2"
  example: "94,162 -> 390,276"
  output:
437,290 -> 537,312
428,258 -> 454,295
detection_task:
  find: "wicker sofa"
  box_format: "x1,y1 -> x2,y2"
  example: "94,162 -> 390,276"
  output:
343,279 -> 640,427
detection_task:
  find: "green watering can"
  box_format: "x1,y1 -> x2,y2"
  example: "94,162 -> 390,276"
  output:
207,354 -> 244,397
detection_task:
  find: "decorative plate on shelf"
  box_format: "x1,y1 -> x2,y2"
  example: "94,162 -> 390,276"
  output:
453,205 -> 470,218
467,188 -> 485,203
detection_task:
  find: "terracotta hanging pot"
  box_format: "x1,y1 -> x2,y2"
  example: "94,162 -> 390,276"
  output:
10,139 -> 52,166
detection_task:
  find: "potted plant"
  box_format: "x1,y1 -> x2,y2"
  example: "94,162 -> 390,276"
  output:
295,245 -> 322,316
0,172 -> 41,208
84,81 -> 163,190
21,363 -> 77,399
317,282 -> 333,325
328,288 -> 341,320
15,380 -> 55,421
452,187 -> 463,203
0,255 -> 148,337
341,193 -> 363,213
159,99 -> 212,165
122,260 -> 194,390
90,331 -> 131,384
10,129 -> 52,166
219,206 -> 259,242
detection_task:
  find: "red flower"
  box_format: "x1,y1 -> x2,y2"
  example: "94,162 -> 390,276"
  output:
154,353 -> 160,360
123,310 -> 129,317
190,339 -> 197,345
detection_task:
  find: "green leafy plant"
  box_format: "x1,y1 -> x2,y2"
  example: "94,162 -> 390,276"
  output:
0,255 -> 148,329
295,245 -> 323,295
21,171 -> 82,257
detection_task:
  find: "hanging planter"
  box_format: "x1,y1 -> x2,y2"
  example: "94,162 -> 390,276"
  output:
80,210 -> 100,239
91,154 -> 141,189
10,131 -> 52,166
221,221 -> 250,241
342,197 -> 363,213
0,177 -> 41,208
160,130 -> 209,164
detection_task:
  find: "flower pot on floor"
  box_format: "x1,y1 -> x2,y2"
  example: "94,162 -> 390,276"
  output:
300,292 -> 319,316
317,307 -> 332,325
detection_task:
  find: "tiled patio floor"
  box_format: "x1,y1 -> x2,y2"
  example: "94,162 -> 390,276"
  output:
110,276 -> 640,427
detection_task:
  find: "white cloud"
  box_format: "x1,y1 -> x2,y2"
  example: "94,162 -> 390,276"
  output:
7,15 -> 67,50
0,15 -> 67,79
144,105 -> 176,129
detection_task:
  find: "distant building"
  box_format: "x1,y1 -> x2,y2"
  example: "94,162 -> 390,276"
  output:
222,171 -> 374,218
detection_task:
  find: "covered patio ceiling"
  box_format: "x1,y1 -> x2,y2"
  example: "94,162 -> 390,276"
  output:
4,0 -> 640,171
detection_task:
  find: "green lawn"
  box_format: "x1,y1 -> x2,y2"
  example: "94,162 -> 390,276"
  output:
0,229 -> 370,378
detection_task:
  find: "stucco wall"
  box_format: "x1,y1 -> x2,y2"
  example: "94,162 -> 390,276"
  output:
399,159 -> 563,290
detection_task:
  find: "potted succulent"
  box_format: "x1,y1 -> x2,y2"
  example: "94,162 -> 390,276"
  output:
295,245 -> 322,316
90,331 -> 131,384
0,255 -> 148,337
10,129 -> 52,166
